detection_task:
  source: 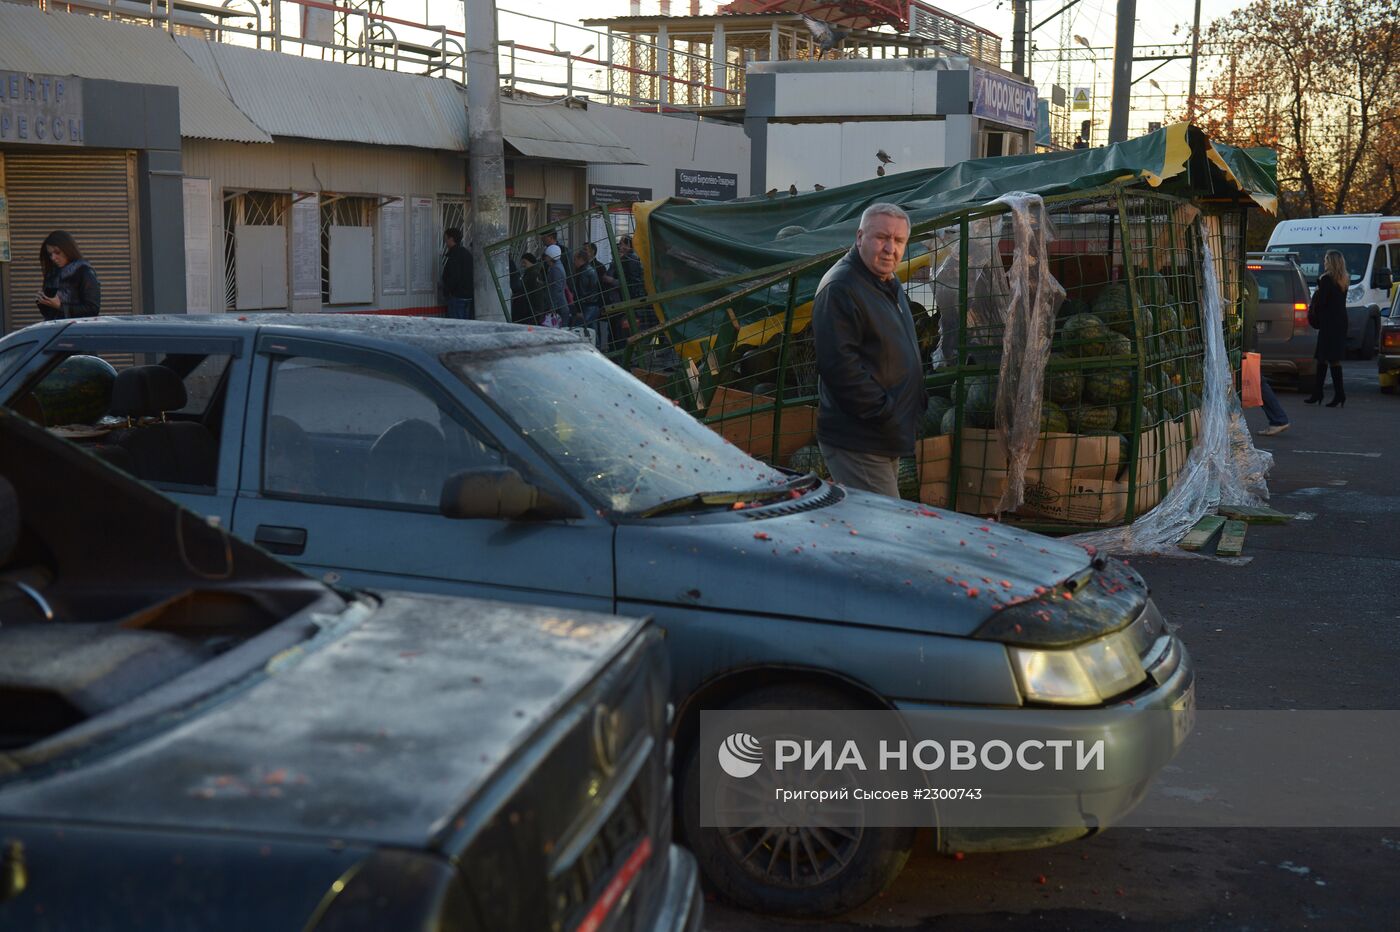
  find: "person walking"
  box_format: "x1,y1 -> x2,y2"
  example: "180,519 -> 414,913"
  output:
440,227 -> 473,320
811,203 -> 925,497
571,247 -> 604,345
1303,249 -> 1349,407
542,244 -> 569,328
519,252 -> 548,325
35,231 -> 100,320
1242,267 -> 1291,436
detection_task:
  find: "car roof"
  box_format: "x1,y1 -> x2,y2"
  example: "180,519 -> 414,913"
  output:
37,313 -> 588,356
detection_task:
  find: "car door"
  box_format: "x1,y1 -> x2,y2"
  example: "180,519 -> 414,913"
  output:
230,335 -> 615,612
0,329 -> 252,527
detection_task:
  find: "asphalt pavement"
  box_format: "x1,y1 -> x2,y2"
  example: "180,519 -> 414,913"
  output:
707,361 -> 1400,931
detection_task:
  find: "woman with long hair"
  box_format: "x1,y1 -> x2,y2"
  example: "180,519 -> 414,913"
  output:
34,231 -> 101,320
1304,249 -> 1349,407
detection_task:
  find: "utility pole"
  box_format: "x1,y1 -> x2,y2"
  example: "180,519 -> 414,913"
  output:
1012,0 -> 1028,76
465,0 -> 508,322
1186,0 -> 1201,121
1108,0 -> 1136,142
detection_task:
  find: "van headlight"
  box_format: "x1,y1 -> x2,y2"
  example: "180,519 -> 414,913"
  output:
1348,285 -> 1363,303
1009,629 -> 1146,705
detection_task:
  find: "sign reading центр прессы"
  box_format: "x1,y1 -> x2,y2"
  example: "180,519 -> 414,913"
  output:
0,73 -> 83,146
971,68 -> 1036,132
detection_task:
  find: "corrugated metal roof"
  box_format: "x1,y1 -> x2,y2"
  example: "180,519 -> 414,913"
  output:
176,37 -> 469,151
0,5 -> 270,144
500,99 -> 641,165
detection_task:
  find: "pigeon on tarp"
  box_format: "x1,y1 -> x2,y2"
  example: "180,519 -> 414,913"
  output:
800,14 -> 851,54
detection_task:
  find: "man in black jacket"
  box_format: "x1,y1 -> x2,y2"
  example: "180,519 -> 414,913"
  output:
440,227 -> 473,320
812,202 -> 925,496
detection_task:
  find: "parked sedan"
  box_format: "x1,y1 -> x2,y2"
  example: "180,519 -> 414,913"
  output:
0,406 -> 699,931
0,315 -> 1194,918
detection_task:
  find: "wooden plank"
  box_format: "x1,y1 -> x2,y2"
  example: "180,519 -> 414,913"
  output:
1178,514 -> 1226,552
1216,520 -> 1248,557
1217,504 -> 1291,524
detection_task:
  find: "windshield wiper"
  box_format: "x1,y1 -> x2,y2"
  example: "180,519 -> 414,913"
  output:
635,474 -> 821,519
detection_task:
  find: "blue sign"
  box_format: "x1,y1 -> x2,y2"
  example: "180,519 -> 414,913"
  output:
971,68 -> 1037,132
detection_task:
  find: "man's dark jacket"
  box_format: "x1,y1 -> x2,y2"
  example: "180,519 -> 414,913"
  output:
441,244 -> 472,299
812,246 -> 925,457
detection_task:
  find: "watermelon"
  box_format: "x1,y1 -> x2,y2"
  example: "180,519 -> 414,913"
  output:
1154,305 -> 1180,337
898,457 -> 920,500
1106,332 -> 1133,358
30,355 -> 117,426
1158,385 -> 1185,420
962,375 -> 997,428
1084,368 -> 1136,405
1043,362 -> 1083,405
1066,404 -> 1119,433
1116,404 -> 1151,434
788,444 -> 829,478
1060,313 -> 1110,357
1057,296 -> 1092,322
1040,400 -> 1070,433
922,396 -> 953,436
751,382 -> 778,398
1092,282 -> 1134,336
1134,271 -> 1171,307
940,406 -> 960,437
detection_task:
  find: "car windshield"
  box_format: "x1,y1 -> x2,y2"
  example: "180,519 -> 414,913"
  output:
1266,243 -> 1369,287
1247,269 -> 1301,303
446,345 -> 792,514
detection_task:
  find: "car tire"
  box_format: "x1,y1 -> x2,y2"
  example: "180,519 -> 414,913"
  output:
1382,383 -> 1396,395
1360,321 -> 1379,361
677,683 -> 915,918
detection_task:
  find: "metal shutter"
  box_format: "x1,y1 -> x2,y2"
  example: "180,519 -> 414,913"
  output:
3,151 -> 140,334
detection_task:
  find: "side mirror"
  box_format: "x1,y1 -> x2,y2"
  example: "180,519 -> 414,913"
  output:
439,467 -> 582,521
1374,268 -> 1393,291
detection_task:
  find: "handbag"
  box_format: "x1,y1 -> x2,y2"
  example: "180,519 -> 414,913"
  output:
1241,352 -> 1263,408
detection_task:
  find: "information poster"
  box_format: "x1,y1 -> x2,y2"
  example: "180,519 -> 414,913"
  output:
410,197 -> 434,293
292,195 -> 320,299
181,178 -> 211,312
380,197 -> 406,295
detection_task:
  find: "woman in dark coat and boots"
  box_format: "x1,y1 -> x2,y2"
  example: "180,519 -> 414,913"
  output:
1304,249 -> 1349,407
34,231 -> 101,320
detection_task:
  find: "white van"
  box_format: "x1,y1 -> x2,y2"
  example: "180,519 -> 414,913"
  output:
1265,214 -> 1397,358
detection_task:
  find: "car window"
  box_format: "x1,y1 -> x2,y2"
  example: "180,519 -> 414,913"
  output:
1249,270 -> 1296,302
264,355 -> 502,508
446,345 -> 791,514
0,342 -> 34,388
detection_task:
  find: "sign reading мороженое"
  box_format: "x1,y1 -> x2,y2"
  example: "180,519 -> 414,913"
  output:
675,169 -> 738,201
0,72 -> 84,146
971,68 -> 1036,132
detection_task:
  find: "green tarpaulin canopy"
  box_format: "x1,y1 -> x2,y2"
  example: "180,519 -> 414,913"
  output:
632,124 -> 1276,353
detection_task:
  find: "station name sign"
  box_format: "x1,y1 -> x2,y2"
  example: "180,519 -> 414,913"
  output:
0,72 -> 84,146
971,68 -> 1036,132
675,169 -> 738,201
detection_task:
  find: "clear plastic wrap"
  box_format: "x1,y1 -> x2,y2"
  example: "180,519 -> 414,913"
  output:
991,194 -> 1065,514
929,217 -> 1009,369
1068,221 -> 1273,554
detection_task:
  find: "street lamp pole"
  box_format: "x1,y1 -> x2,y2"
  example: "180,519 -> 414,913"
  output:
465,0 -> 509,322
1108,0 -> 1137,143
1187,0 -> 1202,122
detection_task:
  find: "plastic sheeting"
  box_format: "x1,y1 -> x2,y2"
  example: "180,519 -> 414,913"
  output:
992,195 -> 1066,514
1068,221 -> 1273,555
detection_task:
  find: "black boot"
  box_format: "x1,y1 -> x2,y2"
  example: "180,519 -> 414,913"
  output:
1303,365 -> 1325,404
1325,364 -> 1346,407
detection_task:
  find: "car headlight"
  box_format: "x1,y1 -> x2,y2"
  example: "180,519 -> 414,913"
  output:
1348,285 -> 1363,303
1009,628 -> 1146,706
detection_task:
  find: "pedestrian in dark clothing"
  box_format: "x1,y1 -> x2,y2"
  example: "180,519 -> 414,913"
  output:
812,203 -> 925,497
1242,271 -> 1290,435
440,227 -> 473,320
35,231 -> 100,320
542,244 -> 569,327
1304,249 -> 1349,407
519,252 -> 548,325
586,243 -> 620,306
571,248 -> 604,346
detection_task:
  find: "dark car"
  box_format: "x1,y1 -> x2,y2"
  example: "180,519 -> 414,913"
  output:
0,407 -> 700,931
0,315 -> 1193,919
1245,255 -> 1316,384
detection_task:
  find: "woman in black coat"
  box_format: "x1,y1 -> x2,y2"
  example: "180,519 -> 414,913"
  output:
1304,249 -> 1349,407
34,231 -> 101,320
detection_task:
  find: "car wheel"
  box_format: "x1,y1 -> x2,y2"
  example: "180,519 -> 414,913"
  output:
1382,383 -> 1397,395
677,683 -> 915,918
1360,321 -> 1379,360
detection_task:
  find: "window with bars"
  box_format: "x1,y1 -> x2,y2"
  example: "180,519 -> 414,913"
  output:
321,195 -> 377,305
224,191 -> 290,312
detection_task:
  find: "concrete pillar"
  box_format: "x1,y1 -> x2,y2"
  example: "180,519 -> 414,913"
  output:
657,24 -> 670,105
712,22 -> 727,106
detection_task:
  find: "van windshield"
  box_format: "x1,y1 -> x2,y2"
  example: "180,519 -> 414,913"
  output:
1266,243 -> 1369,287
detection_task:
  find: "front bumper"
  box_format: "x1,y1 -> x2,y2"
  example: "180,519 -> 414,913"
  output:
651,844 -> 704,932
895,636 -> 1195,854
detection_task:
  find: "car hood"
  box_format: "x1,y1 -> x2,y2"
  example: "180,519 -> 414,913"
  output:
616,485 -> 1093,637
0,593 -> 644,849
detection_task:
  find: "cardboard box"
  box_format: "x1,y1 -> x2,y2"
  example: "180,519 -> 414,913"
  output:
917,435 -> 953,484
918,480 -> 950,508
706,386 -> 817,463
1022,476 -> 1129,525
954,468 -> 1062,519
630,368 -> 670,391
